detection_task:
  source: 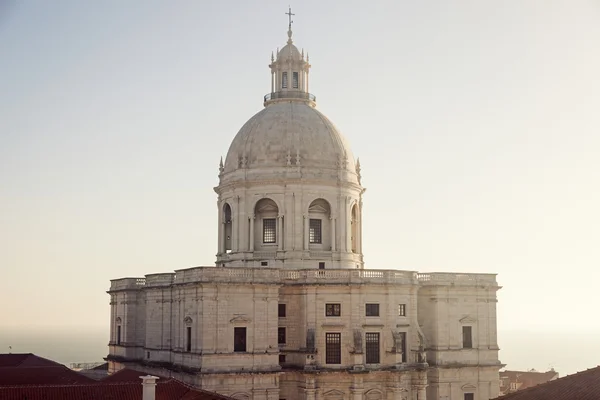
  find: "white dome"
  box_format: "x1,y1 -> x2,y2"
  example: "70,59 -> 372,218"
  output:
222,101 -> 358,184
277,43 -> 301,61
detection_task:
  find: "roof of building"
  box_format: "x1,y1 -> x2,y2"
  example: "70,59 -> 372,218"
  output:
499,369 -> 559,392
0,353 -> 64,368
0,354 -> 234,400
0,380 -> 231,400
495,366 -> 600,400
223,101 -> 358,184
0,354 -> 95,386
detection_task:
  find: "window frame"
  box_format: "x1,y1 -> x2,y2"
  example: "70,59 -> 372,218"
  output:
186,326 -> 192,352
462,326 -> 473,349
325,303 -> 341,317
325,332 -> 342,364
262,218 -> 277,243
398,303 -> 406,316
365,332 -> 380,364
278,304 -> 286,318
282,72 -> 288,89
365,303 -> 380,317
464,394 -> 474,400
278,327 -> 286,345
293,71 -> 299,88
309,218 -> 322,244
234,327 -> 247,352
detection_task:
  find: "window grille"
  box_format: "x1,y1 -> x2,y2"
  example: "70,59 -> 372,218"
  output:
309,219 -> 322,243
293,72 -> 299,88
326,303 -> 341,316
365,332 -> 380,364
398,303 -> 406,316
365,303 -> 379,317
282,72 -> 288,88
263,218 -> 276,243
325,333 -> 341,364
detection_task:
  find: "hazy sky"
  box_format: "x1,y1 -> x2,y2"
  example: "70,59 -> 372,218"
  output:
1,1 -> 599,374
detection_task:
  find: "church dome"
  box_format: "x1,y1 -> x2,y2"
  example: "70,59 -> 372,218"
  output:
222,101 -> 358,184
277,43 -> 301,61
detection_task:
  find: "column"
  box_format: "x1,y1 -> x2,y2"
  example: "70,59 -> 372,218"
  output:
271,71 -> 274,93
346,199 -> 352,252
217,205 -> 223,254
277,215 -> 283,251
304,215 -> 309,250
330,217 -> 336,251
249,215 -> 255,251
304,389 -> 316,400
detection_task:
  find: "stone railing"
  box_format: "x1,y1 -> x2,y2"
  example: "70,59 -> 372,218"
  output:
173,267 -> 280,285
416,272 -> 497,286
109,277 -> 146,291
110,268 -> 497,290
280,269 -> 418,285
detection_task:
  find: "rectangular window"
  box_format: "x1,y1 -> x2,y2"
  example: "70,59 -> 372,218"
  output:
293,72 -> 299,88
463,326 -> 473,349
309,219 -> 322,243
282,72 -> 288,88
398,304 -> 406,316
319,262 -> 325,269
186,326 -> 192,352
365,332 -> 380,364
278,304 -> 286,318
278,327 -> 286,344
234,327 -> 247,352
326,303 -> 341,317
464,394 -> 474,400
365,303 -> 380,317
279,354 -> 286,363
263,218 -> 276,243
117,325 -> 121,345
325,333 -> 341,364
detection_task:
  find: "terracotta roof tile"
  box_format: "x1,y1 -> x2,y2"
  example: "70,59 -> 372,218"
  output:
495,365 -> 600,400
0,353 -> 63,368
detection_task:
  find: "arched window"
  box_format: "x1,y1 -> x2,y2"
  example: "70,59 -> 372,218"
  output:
282,72 -> 288,89
184,317 -> 193,352
223,203 -> 232,252
308,199 -> 331,249
254,198 -> 279,249
115,317 -> 122,345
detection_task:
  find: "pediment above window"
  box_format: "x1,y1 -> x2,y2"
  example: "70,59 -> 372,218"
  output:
309,204 -> 329,213
460,315 -> 477,324
230,315 -> 252,324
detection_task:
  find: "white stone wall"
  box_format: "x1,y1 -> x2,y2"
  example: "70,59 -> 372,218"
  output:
108,269 -> 500,400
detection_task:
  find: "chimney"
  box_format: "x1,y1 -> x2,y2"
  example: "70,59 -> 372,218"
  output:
140,375 -> 159,400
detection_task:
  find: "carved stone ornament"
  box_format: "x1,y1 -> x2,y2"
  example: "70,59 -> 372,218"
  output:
184,316 -> 193,325
230,315 -> 252,324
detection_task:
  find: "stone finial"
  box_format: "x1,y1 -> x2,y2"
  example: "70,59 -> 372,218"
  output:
356,158 -> 362,183
301,48 -> 304,59
219,157 -> 224,174
271,51 -> 274,62
239,154 -> 248,168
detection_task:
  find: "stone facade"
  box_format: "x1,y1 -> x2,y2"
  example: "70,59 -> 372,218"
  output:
106,14 -> 502,400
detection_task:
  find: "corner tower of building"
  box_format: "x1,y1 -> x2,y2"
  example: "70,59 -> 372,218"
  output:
215,17 -> 365,269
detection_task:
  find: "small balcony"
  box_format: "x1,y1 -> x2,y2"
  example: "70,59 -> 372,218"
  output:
264,91 -> 316,104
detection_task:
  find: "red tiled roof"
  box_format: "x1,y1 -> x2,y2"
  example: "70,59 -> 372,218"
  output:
102,367 -> 167,382
499,370 -> 559,393
495,365 -> 600,400
0,353 -> 63,368
0,379 -> 234,400
0,366 -> 95,386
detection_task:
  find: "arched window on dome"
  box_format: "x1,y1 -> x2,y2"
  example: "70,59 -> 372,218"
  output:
282,72 -> 288,89
351,204 -> 358,253
254,198 -> 279,250
308,199 -> 331,251
293,72 -> 299,88
223,203 -> 232,253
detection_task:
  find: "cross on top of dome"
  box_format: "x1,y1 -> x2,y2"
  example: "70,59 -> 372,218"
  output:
285,6 -> 295,44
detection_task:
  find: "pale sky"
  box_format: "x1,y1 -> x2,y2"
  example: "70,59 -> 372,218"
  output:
1,1 -> 599,374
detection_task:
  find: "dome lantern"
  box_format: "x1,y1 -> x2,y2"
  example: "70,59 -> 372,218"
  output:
264,7 -> 315,106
